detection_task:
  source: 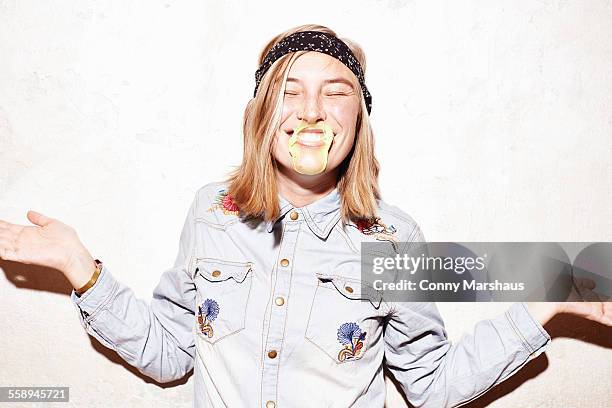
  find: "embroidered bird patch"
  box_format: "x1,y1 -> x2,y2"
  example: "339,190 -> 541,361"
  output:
353,216 -> 399,250
197,299 -> 220,338
337,322 -> 367,362
207,189 -> 240,216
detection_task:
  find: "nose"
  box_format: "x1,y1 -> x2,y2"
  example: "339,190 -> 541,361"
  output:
296,93 -> 326,124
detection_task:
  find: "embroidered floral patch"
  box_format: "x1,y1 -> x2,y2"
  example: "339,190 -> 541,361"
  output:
352,216 -> 398,249
197,299 -> 220,338
337,322 -> 367,362
207,189 -> 240,216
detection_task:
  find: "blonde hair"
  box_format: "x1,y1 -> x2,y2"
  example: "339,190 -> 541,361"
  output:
225,24 -> 381,225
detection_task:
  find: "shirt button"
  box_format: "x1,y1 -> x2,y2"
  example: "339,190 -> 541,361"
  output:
280,258 -> 289,267
345,286 -> 353,293
211,270 -> 221,277
265,401 -> 276,408
268,350 -> 278,359
289,211 -> 298,220
275,297 -> 285,306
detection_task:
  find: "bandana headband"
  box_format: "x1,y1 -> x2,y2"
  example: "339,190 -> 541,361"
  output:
253,31 -> 372,115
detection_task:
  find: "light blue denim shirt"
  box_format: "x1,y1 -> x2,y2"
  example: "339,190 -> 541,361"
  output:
71,181 -> 551,408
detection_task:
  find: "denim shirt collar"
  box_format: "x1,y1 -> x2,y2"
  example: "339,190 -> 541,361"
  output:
265,188 -> 342,240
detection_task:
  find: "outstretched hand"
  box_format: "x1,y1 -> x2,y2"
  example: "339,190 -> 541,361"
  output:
0,211 -> 95,289
559,277 -> 612,326
527,277 -> 612,327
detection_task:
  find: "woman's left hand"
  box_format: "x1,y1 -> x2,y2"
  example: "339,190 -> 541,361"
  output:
557,277 -> 612,325
527,277 -> 612,326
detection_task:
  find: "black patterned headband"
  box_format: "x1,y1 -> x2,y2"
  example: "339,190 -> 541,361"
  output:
253,30 -> 372,115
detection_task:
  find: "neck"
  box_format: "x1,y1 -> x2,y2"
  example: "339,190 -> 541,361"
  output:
275,167 -> 337,208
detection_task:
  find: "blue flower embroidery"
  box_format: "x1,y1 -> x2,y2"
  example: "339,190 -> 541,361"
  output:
197,299 -> 219,338
337,322 -> 367,362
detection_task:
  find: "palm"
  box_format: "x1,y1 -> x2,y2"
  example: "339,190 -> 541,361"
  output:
564,302 -> 612,326
0,212 -> 77,272
562,277 -> 612,326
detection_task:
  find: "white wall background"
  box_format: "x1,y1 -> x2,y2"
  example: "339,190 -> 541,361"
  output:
1,1 -> 611,407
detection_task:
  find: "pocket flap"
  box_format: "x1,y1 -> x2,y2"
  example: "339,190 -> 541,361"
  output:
315,273 -> 383,308
195,258 -> 253,283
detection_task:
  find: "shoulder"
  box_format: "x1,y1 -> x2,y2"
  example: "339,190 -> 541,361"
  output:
375,198 -> 425,243
191,181 -> 240,226
340,196 -> 426,253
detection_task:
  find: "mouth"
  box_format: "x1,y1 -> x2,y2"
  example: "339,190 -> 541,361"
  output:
285,128 -> 334,147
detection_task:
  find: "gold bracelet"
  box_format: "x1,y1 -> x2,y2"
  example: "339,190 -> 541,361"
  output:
75,259 -> 103,296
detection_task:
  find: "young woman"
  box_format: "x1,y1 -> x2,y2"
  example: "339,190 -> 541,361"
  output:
0,24 -> 610,408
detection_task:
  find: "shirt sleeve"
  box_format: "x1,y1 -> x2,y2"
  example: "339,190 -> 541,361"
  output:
70,193 -> 199,383
383,223 -> 552,407
384,300 -> 551,407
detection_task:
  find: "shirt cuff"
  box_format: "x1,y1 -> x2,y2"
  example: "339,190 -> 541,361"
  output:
506,302 -> 552,357
70,264 -> 118,322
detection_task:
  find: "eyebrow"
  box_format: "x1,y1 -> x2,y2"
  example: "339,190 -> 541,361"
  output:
286,77 -> 355,88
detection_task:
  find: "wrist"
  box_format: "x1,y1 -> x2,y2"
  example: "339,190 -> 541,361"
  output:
65,251 -> 97,289
75,259 -> 102,296
525,302 -> 561,326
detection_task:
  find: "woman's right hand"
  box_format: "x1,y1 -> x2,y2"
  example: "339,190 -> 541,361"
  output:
0,210 -> 97,290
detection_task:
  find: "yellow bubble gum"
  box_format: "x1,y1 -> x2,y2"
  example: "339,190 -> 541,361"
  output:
287,122 -> 334,175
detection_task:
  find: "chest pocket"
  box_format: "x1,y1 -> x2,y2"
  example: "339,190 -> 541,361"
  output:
193,258 -> 254,345
305,273 -> 384,364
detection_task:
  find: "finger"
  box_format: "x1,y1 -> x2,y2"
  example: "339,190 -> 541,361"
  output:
587,291 -> 611,302
27,210 -> 54,227
603,302 -> 612,325
592,301 -> 605,322
580,288 -> 603,302
594,301 -> 607,324
577,278 -> 596,290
